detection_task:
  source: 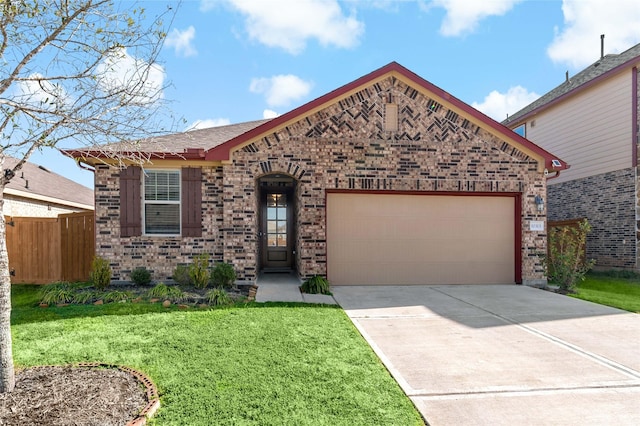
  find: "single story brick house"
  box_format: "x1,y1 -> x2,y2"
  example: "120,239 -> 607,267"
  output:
67,62 -> 567,286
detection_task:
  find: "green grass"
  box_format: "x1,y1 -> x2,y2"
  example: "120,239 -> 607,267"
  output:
572,273 -> 640,313
10,285 -> 423,426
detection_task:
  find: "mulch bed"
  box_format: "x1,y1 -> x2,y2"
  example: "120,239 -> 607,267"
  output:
0,366 -> 149,426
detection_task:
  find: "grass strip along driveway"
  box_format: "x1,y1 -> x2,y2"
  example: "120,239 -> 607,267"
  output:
573,273 -> 640,313
11,286 -> 423,426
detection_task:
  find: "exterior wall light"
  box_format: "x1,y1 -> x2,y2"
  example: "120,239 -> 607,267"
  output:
534,195 -> 544,212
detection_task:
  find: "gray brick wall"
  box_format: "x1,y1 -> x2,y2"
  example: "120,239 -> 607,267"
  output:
547,167 -> 637,269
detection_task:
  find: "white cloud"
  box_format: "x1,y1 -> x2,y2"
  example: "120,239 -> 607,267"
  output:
165,26 -> 197,57
95,48 -> 165,106
222,0 -> 364,54
547,0 -> 640,69
186,118 -> 231,131
425,0 -> 522,37
472,86 -> 539,121
249,74 -> 313,107
263,109 -> 279,119
16,73 -> 72,111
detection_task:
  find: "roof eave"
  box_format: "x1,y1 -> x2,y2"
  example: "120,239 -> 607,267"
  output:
63,148 -> 208,164
4,187 -> 94,211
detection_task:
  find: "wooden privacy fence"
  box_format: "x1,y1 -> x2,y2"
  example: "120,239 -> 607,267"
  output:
6,211 -> 95,284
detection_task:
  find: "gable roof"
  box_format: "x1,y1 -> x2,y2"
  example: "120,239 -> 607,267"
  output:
206,62 -> 567,171
65,62 -> 568,172
504,42 -> 640,126
3,157 -> 94,210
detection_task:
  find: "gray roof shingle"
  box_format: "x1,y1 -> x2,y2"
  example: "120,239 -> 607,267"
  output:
4,157 -> 94,208
102,119 -> 272,154
503,42 -> 640,126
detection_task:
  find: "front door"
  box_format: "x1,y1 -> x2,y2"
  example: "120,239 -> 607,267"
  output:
261,190 -> 294,270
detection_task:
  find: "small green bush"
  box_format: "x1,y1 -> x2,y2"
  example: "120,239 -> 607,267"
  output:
102,290 -> 133,303
90,256 -> 112,290
39,282 -> 76,305
544,219 -> 596,293
130,267 -> 152,286
147,283 -> 185,302
301,275 -> 331,295
72,290 -> 98,304
189,254 -> 211,289
172,264 -> 192,287
206,288 -> 232,306
211,262 -> 237,289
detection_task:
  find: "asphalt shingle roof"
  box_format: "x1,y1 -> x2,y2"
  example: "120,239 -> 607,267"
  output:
503,42 -> 640,126
4,157 -> 94,208
104,119 -> 272,154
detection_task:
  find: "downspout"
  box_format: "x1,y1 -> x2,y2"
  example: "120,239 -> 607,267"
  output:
632,66 -> 638,269
546,171 -> 561,180
78,160 -> 95,172
632,66 -> 638,168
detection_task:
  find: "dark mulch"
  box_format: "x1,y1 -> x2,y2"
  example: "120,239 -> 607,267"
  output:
0,366 -> 146,426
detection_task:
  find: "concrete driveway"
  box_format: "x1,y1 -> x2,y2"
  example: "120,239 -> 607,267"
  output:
332,285 -> 640,426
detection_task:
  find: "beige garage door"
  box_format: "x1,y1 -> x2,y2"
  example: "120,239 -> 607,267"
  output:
326,193 -> 516,285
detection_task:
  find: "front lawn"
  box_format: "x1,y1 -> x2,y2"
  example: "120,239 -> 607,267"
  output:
10,285 -> 423,425
572,273 -> 640,313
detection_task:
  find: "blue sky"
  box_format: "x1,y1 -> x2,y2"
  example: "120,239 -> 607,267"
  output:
28,0 -> 640,188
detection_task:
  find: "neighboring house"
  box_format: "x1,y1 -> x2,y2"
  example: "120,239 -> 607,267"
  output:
504,42 -> 640,270
3,156 -> 94,217
66,62 -> 567,286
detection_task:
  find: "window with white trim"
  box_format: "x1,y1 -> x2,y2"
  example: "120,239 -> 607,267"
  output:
513,124 -> 526,137
143,170 -> 181,235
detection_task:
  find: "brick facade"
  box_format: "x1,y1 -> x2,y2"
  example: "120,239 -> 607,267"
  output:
94,75 -> 550,285
548,167 -> 637,269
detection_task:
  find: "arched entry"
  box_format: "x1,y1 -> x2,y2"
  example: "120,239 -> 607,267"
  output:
257,174 -> 297,272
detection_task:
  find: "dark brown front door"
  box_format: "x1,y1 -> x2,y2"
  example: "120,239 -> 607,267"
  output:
261,190 -> 293,270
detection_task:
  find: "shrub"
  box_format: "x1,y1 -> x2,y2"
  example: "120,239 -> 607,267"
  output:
206,288 -> 232,306
102,290 -> 133,303
544,219 -> 596,293
147,283 -> 185,302
211,262 -> 237,289
89,256 -> 112,290
72,290 -> 98,304
189,254 -> 211,289
39,282 -> 76,305
172,264 -> 191,287
130,267 -> 152,286
301,275 -> 331,295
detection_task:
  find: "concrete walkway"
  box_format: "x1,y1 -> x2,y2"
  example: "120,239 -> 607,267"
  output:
333,285 -> 640,426
255,272 -> 337,304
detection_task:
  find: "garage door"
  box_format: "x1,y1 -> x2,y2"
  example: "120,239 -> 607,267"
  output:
326,193 -> 516,285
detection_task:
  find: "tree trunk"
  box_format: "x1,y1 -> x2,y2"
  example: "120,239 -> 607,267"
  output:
0,184 -> 15,393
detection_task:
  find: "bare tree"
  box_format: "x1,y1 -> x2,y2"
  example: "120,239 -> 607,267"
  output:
0,0 -> 177,393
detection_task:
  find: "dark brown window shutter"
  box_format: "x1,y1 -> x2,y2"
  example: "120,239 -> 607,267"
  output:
181,167 -> 202,237
119,166 -> 142,237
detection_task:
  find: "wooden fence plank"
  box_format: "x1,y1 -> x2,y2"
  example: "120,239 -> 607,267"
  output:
60,212 -> 95,282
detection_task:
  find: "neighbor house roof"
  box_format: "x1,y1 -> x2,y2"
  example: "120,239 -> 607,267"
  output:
504,42 -> 640,126
65,62 -> 568,172
3,157 -> 94,210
